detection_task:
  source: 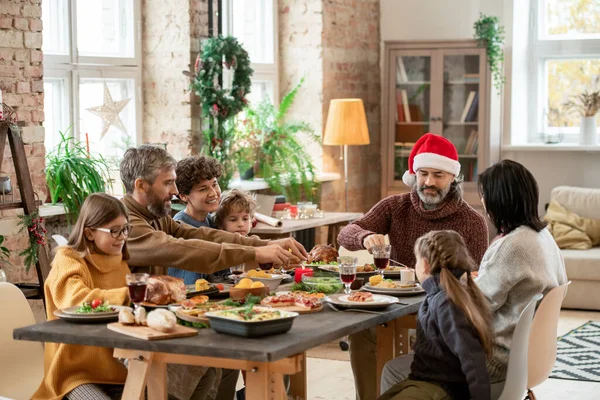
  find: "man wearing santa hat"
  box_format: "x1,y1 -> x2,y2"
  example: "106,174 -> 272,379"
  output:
338,133 -> 489,400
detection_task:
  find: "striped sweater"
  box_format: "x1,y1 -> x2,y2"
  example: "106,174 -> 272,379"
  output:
33,247 -> 131,400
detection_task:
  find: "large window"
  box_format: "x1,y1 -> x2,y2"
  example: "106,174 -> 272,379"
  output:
530,0 -> 600,141
42,0 -> 142,170
222,0 -> 278,105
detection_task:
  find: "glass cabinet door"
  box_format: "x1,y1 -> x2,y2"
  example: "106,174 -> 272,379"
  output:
441,53 -> 481,183
393,54 -> 432,182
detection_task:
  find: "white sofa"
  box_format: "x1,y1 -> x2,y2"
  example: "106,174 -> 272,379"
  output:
550,186 -> 600,310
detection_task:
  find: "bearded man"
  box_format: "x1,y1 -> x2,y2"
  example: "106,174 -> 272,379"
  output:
119,145 -> 306,277
337,133 -> 489,400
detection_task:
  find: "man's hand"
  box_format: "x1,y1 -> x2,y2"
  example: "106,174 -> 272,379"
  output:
269,237 -> 308,261
255,245 -> 294,265
363,234 -> 386,253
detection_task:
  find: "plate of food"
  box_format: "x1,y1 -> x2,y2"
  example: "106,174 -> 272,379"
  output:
205,306 -> 299,337
318,263 -> 403,276
54,303 -> 132,323
61,300 -> 120,315
175,303 -> 235,325
325,292 -> 399,310
295,276 -> 343,295
186,280 -> 230,298
362,276 -> 425,296
260,293 -> 323,314
304,244 -> 339,267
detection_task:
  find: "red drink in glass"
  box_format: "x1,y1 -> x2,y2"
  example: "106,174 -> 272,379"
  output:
128,283 -> 147,304
340,273 -> 356,283
259,263 -> 273,271
374,257 -> 389,270
231,270 -> 244,275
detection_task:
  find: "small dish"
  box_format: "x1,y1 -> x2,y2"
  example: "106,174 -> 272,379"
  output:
239,274 -> 284,291
301,276 -> 343,295
229,286 -> 271,300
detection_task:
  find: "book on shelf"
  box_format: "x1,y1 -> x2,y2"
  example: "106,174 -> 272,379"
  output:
463,130 -> 478,154
396,89 -> 405,122
395,123 -> 425,143
465,91 -> 479,122
396,57 -> 408,83
459,91 -> 477,122
401,90 -> 411,122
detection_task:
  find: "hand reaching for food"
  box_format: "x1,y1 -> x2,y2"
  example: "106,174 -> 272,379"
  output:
255,245 -> 293,265
269,237 -> 308,260
363,234 -> 386,252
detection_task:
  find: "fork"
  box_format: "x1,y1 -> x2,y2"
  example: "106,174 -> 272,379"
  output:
326,302 -> 407,314
389,259 -> 410,268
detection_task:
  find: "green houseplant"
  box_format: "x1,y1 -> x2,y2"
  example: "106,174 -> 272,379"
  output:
46,128 -> 112,223
234,78 -> 320,203
0,234 -> 10,281
474,13 -> 506,95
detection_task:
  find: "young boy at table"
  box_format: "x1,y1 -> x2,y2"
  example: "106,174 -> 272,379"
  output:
168,155 -> 225,284
34,193 -> 238,400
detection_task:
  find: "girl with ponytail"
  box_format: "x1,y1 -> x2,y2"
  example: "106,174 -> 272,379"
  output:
380,230 -> 492,400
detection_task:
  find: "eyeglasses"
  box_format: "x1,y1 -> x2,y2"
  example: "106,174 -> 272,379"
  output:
94,224 -> 133,239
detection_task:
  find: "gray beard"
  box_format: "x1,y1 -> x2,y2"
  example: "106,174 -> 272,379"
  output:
416,184 -> 452,209
146,193 -> 171,218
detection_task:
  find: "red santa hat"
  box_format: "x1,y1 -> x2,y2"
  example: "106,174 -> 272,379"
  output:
402,133 -> 461,187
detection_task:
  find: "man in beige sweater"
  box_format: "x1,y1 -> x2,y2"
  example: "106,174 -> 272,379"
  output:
120,145 -> 307,276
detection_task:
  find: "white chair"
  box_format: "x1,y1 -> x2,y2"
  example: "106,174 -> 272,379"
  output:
495,293 -> 543,400
51,234 -> 68,246
526,282 -> 571,400
0,282 -> 44,399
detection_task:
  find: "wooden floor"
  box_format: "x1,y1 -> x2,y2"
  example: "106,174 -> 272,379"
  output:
305,310 -> 600,400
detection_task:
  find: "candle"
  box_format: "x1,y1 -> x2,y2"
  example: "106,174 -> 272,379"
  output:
294,267 -> 313,283
85,132 -> 90,158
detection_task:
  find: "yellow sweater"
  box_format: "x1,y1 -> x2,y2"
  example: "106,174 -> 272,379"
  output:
33,247 -> 131,400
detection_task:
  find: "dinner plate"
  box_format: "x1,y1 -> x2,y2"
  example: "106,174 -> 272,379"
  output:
362,283 -> 425,296
318,265 -> 402,276
325,293 -> 399,310
229,273 -> 292,281
61,305 -> 121,316
54,306 -> 132,323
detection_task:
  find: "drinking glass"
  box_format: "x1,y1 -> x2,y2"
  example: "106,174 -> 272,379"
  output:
259,262 -> 273,271
126,273 -> 149,308
230,264 -> 245,284
337,256 -> 358,294
372,244 -> 391,278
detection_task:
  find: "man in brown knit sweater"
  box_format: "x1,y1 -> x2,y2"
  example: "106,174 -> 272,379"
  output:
337,133 -> 488,400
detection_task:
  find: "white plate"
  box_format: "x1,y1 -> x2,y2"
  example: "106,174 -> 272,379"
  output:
54,305 -> 132,322
61,304 -> 122,316
362,283 -> 425,296
325,293 -> 399,309
318,265 -> 402,276
231,273 -> 292,281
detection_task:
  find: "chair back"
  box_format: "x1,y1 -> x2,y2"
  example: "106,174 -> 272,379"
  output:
497,293 -> 543,400
0,282 -> 44,400
527,282 -> 571,389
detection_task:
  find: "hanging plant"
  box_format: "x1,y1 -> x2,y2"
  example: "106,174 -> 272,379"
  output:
474,13 -> 506,95
17,211 -> 47,273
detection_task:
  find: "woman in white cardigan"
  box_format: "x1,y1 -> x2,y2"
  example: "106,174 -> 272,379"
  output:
475,159 -> 567,383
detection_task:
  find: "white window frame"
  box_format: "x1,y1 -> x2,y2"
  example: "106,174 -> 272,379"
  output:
528,0 -> 600,143
43,0 -> 142,149
222,0 -> 279,105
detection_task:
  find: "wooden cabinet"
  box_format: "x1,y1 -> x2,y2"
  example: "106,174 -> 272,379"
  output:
381,40 -> 501,208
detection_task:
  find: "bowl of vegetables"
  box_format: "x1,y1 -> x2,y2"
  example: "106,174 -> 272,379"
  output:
297,276 -> 343,295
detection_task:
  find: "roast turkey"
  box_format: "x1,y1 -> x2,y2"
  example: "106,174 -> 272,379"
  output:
145,275 -> 186,305
307,244 -> 339,264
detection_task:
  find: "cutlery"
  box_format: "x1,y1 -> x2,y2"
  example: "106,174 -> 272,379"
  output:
389,259 -> 410,268
326,302 -> 407,314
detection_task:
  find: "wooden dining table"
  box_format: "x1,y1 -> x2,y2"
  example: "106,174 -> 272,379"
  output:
13,294 -> 425,399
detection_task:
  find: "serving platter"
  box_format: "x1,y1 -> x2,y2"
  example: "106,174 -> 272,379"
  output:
324,293 -> 399,310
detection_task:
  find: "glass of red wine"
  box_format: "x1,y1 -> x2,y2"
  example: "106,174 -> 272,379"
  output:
372,244 -> 391,278
126,273 -> 149,309
337,256 -> 358,294
259,262 -> 273,271
230,264 -> 245,284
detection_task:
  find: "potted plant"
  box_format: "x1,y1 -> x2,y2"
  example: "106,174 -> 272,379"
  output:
474,13 -> 506,95
563,90 -> 600,145
0,235 -> 10,282
46,128 -> 112,223
234,78 -> 321,203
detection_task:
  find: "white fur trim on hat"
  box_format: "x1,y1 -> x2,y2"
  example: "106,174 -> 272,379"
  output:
402,170 -> 415,187
413,152 -> 461,176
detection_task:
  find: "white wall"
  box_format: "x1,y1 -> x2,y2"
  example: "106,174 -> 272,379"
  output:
380,0 -> 600,214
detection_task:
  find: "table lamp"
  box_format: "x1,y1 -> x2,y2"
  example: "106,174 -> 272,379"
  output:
323,98 -> 370,211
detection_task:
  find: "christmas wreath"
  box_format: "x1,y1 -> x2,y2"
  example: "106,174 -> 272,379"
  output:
191,36 -> 253,120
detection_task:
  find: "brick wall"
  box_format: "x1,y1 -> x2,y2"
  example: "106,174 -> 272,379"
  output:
0,0 -> 47,285
321,0 -> 381,213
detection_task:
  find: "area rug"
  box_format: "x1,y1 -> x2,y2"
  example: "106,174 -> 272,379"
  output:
306,340 -> 351,362
550,321 -> 600,382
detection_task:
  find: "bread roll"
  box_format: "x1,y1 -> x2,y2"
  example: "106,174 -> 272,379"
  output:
118,309 -> 135,325
134,307 -> 147,326
147,309 -> 176,333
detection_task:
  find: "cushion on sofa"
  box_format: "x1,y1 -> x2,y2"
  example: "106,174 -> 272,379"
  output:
545,200 -> 600,249
562,248 -> 600,281
551,186 -> 600,220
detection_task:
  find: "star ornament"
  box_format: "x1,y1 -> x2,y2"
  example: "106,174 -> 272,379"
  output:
86,82 -> 131,139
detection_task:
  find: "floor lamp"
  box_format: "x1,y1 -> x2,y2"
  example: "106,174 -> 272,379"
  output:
323,99 -> 370,211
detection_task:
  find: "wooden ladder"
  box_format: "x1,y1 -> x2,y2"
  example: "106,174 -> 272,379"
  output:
0,120 -> 51,302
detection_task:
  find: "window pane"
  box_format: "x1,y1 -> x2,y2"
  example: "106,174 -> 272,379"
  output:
546,59 -> 600,129
79,78 -> 136,165
247,80 -> 274,105
76,0 -> 135,58
231,0 -> 274,63
545,0 -> 600,38
42,0 -> 69,55
43,78 -> 69,151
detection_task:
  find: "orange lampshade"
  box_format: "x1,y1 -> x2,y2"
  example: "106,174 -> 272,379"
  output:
323,98 -> 370,146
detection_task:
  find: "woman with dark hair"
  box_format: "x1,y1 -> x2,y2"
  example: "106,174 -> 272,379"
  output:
475,160 -> 567,384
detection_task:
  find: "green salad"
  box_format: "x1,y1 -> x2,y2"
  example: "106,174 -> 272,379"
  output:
75,302 -> 114,314
291,279 -> 343,295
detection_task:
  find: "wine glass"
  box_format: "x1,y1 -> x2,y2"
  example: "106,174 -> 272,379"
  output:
259,262 -> 273,271
230,264 -> 245,284
126,273 -> 149,309
337,256 -> 358,295
372,244 -> 391,278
